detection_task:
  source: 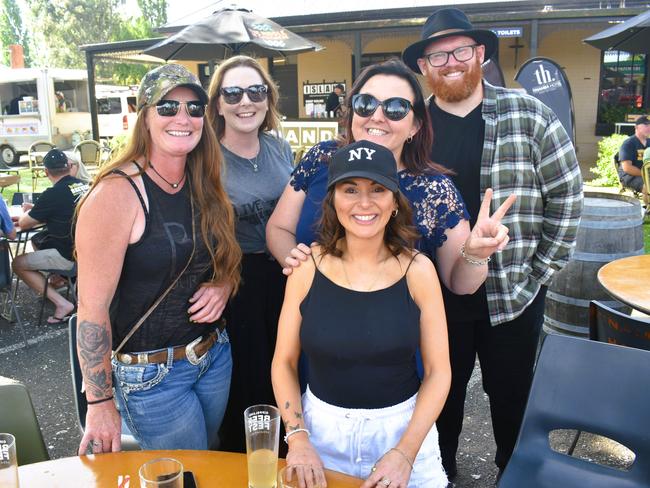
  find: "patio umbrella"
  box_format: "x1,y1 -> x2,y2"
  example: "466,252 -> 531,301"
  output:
144,7 -> 323,61
584,9 -> 650,53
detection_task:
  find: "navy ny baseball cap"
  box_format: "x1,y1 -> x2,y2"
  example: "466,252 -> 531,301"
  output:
327,141 -> 399,192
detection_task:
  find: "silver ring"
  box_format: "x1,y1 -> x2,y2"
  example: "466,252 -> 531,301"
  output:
381,478 -> 391,487
371,466 -> 377,473
92,440 -> 102,447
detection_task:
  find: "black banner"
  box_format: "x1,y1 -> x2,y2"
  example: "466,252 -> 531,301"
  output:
515,57 -> 576,144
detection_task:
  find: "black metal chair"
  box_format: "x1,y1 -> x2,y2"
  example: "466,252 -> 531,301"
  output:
0,238 -> 27,346
68,315 -> 140,451
498,334 -> 650,488
0,376 -> 49,465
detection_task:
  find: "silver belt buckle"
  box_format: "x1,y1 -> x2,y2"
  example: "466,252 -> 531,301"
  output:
185,336 -> 206,366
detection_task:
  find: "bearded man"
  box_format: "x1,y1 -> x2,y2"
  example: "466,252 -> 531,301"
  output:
402,8 -> 583,481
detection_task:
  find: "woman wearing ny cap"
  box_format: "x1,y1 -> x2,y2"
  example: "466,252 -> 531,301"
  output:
75,64 -> 241,454
206,55 -> 293,453
272,140 -> 450,487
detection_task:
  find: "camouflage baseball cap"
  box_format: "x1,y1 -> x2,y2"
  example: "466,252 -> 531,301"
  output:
136,63 -> 208,112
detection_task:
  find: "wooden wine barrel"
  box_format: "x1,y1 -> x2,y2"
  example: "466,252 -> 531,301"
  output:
544,192 -> 644,337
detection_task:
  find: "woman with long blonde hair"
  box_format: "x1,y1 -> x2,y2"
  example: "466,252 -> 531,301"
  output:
75,64 -> 241,454
206,55 -> 293,452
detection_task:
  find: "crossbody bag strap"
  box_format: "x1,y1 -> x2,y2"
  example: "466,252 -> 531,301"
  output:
111,179 -> 196,358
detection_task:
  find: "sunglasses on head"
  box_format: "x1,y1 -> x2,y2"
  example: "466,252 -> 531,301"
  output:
351,93 -> 413,121
155,100 -> 205,118
219,84 -> 268,104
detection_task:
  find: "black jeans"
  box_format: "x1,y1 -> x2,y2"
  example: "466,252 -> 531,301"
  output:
219,253 -> 286,453
437,286 -> 547,470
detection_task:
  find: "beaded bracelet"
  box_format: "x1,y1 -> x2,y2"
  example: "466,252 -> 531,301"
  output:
284,428 -> 310,444
460,243 -> 491,266
87,395 -> 114,405
389,447 -> 415,471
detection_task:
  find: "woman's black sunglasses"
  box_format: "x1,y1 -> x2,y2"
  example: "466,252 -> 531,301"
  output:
351,94 -> 413,121
155,100 -> 206,118
219,84 -> 268,104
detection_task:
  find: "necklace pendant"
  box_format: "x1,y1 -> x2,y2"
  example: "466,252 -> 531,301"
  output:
253,164 -> 258,172
172,183 -> 179,188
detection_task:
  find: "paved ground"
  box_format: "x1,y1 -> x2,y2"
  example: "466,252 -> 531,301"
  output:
0,281 -> 634,488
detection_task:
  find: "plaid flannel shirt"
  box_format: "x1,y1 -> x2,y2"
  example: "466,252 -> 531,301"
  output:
480,82 -> 583,325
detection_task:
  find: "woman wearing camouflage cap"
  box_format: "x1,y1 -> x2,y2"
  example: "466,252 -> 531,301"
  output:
75,64 -> 241,454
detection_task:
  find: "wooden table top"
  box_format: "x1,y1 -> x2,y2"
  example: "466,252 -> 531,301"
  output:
598,254 -> 650,315
18,450 -> 363,488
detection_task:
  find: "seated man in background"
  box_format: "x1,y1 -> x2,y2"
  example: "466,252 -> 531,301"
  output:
618,115 -> 650,194
13,149 -> 89,324
0,199 -> 16,239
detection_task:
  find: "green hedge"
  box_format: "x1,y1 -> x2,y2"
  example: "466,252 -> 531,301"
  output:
589,134 -> 627,187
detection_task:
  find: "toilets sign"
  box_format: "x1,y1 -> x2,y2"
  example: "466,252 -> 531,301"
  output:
280,121 -> 338,151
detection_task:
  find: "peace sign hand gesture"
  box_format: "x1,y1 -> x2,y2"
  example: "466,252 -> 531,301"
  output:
463,188 -> 517,262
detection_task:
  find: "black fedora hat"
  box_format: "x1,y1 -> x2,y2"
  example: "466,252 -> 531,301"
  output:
402,8 -> 498,73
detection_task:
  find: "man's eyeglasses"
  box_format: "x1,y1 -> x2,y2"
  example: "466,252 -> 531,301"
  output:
155,100 -> 206,118
351,94 -> 413,122
219,84 -> 268,105
422,44 -> 479,67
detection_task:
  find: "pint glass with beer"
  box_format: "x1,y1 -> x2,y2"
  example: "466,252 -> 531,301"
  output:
244,404 -> 281,488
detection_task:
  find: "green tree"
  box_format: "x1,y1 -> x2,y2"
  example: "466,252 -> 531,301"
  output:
27,0 -> 121,68
0,0 -> 31,66
109,15 -> 157,85
137,0 -> 167,31
25,0 -> 166,84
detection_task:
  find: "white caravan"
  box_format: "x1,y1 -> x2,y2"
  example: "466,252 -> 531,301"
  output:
0,68 -> 92,165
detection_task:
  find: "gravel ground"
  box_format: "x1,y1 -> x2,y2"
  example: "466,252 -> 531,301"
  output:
0,281 -> 632,488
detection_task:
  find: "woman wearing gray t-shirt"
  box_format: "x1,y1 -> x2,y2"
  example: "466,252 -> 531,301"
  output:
207,55 -> 293,452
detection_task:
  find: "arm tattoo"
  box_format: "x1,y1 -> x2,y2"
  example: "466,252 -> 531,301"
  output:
294,411 -> 302,419
78,320 -> 112,398
285,401 -> 290,409
288,424 -> 301,431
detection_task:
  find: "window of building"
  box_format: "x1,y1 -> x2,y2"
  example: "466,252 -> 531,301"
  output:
597,50 -> 648,129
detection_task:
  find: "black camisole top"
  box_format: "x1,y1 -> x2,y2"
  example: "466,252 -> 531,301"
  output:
110,167 -> 216,352
299,255 -> 421,409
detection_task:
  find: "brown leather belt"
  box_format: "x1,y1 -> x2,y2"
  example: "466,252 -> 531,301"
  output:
116,320 -> 226,365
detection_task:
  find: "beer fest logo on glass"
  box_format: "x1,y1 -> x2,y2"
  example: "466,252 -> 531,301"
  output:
0,442 -> 10,463
247,22 -> 290,48
248,410 -> 272,433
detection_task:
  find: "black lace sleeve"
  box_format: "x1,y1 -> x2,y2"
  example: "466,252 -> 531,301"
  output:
400,173 -> 470,255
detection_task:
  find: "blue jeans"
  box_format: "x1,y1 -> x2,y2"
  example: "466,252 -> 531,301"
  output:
112,332 -> 232,450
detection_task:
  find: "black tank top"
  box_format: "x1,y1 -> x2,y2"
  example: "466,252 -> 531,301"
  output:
299,255 -> 421,408
111,168 -> 215,352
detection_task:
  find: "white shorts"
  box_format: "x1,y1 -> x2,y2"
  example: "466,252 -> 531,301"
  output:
302,387 -> 448,488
